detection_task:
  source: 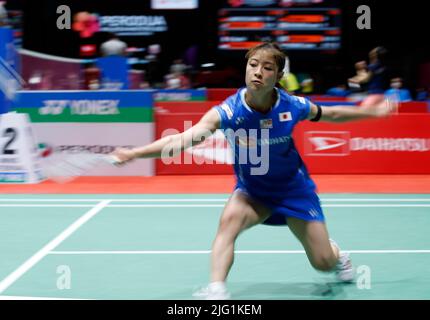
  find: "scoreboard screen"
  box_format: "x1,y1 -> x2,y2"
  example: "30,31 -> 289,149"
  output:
218,0 -> 341,52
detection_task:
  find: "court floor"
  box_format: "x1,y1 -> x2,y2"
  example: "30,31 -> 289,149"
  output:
0,193 -> 429,300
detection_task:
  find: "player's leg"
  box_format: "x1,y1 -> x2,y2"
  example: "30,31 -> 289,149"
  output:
287,217 -> 354,281
287,218 -> 338,270
211,189 -> 271,282
194,189 -> 271,299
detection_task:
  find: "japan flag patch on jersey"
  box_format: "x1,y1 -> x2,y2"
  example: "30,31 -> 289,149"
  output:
279,111 -> 292,122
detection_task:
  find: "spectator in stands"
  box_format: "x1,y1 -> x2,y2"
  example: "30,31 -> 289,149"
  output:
83,63 -> 101,90
348,60 -> 368,91
144,44 -> 163,88
415,88 -> 429,101
297,73 -> 314,94
384,77 -> 412,102
163,59 -> 191,89
170,58 -> 188,75
278,56 -> 300,94
0,1 -> 8,26
326,84 -> 351,97
357,47 -> 390,107
100,33 -> 127,57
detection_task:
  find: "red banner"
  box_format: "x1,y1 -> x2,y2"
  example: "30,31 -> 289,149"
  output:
155,102 -> 233,175
293,113 -> 430,173
156,101 -> 430,174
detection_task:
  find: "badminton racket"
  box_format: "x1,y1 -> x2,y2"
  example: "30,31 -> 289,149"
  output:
43,152 -> 120,183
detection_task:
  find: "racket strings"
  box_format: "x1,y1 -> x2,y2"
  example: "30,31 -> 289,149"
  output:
44,153 -> 117,183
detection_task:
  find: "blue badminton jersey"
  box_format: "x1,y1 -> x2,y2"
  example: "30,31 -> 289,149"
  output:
214,88 -> 317,200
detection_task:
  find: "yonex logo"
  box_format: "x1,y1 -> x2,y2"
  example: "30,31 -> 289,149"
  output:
235,117 -> 245,125
305,131 -> 350,156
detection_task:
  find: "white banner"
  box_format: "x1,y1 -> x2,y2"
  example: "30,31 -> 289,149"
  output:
151,0 -> 198,9
33,123 -> 154,176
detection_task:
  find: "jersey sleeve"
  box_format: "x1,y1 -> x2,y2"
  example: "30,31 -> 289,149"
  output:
291,95 -> 311,121
212,101 -> 234,130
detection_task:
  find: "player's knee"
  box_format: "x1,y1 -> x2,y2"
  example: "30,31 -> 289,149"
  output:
311,255 -> 337,272
219,211 -> 245,233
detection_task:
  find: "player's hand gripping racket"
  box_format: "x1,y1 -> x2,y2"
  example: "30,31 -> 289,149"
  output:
43,152 -> 121,183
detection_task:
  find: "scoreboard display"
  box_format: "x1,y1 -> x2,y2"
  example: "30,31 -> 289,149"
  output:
218,0 -> 341,52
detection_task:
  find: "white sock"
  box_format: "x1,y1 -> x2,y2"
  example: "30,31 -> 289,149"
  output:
208,281 -> 227,292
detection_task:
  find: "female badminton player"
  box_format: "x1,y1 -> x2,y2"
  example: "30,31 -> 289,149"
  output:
112,42 -> 397,300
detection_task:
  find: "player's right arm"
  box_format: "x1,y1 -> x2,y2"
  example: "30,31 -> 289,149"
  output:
112,108 -> 221,164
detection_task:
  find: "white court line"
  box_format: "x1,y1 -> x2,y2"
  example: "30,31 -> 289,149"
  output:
0,199 -> 229,202
0,200 -> 111,294
107,204 -> 430,208
0,199 -> 106,202
0,204 -> 94,207
48,249 -> 430,255
0,198 -> 430,202
0,295 -> 91,300
323,204 -> 430,207
1,204 -> 430,208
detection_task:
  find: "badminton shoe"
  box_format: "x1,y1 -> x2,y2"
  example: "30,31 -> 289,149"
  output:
193,282 -> 231,300
330,239 -> 355,282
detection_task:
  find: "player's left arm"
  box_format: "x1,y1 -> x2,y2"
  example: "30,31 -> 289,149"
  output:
307,99 -> 398,123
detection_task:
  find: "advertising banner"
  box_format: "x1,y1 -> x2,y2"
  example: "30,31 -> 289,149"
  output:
156,101 -> 430,174
153,89 -> 207,102
155,101 -> 233,174
293,114 -> 430,174
151,0 -> 199,9
14,90 -> 155,176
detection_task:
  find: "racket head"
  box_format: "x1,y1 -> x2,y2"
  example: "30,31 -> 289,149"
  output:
42,152 -> 119,183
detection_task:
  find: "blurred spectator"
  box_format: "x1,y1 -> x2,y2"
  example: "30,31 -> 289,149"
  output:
145,44 -> 163,87
353,46 -> 390,107
279,56 -> 300,94
100,33 -> 127,57
170,58 -> 188,75
348,60 -> 368,91
164,62 -> 191,89
96,55 -> 129,89
145,54 -> 159,87
0,1 -> 8,26
415,88 -> 429,101
148,44 -> 161,55
366,47 -> 389,94
83,63 -> 101,90
297,73 -> 314,94
384,77 -> 412,102
326,84 -> 351,97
